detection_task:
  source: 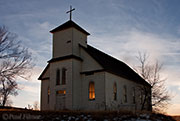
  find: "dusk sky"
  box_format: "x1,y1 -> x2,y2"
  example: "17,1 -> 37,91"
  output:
0,0 -> 180,115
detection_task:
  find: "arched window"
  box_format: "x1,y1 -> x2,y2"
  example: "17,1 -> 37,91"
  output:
89,82 -> 95,100
56,69 -> 60,85
123,85 -> 127,103
140,91 -> 143,104
113,83 -> 117,101
47,87 -> 50,104
62,68 -> 67,85
132,87 -> 135,104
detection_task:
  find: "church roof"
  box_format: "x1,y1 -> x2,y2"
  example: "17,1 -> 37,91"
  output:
38,64 -> 49,80
81,45 -> 151,87
50,20 -> 90,35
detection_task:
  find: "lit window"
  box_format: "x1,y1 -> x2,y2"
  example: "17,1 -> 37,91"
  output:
56,69 -> 60,85
47,87 -> 50,104
132,87 -> 135,104
89,82 -> 95,100
113,83 -> 117,101
56,90 -> 66,95
123,85 -> 127,103
62,68 -> 67,85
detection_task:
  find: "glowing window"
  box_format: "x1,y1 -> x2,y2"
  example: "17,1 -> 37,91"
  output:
56,90 -> 66,95
89,82 -> 95,100
113,83 -> 117,101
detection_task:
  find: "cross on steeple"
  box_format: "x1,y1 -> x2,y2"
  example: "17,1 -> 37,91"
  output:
66,6 -> 75,21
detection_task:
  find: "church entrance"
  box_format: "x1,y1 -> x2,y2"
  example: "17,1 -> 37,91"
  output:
56,90 -> 66,110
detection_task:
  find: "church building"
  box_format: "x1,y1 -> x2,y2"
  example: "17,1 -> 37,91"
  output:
38,8 -> 152,111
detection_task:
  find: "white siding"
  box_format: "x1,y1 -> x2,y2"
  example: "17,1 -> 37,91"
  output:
72,59 -> 83,110
81,72 -> 105,110
41,79 -> 50,110
80,48 -> 103,72
105,72 -> 144,111
53,28 -> 73,58
49,59 -> 73,110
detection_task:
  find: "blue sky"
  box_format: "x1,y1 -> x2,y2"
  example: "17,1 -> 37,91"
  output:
0,0 -> 180,115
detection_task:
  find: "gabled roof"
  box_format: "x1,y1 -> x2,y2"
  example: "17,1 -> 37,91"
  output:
38,55 -> 83,80
48,55 -> 82,63
38,64 -> 50,80
81,45 -> 151,87
50,20 -> 90,35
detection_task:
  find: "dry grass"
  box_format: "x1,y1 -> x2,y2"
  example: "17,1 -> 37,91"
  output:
172,116 -> 180,121
0,109 -> 177,121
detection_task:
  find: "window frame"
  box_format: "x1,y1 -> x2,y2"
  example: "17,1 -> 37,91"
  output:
123,85 -> 127,103
56,90 -> 66,95
132,87 -> 136,104
62,68 -> 67,85
113,82 -> 117,101
47,87 -> 50,104
88,81 -> 95,101
56,69 -> 60,85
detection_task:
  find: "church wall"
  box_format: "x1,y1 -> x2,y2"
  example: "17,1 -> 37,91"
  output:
80,48 -> 103,72
105,72 -> 146,111
72,28 -> 87,57
81,72 -> 106,110
41,79 -> 50,110
72,59 -> 83,110
49,59 -> 73,110
52,28 -> 73,58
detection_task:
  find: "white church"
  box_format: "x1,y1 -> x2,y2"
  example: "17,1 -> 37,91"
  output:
38,8 -> 152,111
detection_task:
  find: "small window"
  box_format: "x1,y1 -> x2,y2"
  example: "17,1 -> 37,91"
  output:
113,83 -> 117,101
123,85 -> 127,103
132,87 -> 135,104
85,72 -> 94,76
56,69 -> 60,85
56,90 -> 66,95
140,91 -> 143,104
62,68 -> 67,85
89,82 -> 95,100
47,87 -> 50,104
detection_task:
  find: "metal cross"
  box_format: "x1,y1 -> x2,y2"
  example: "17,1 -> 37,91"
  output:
66,6 -> 75,20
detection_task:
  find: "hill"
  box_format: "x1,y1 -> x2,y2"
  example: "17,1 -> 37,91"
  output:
0,109 -> 177,121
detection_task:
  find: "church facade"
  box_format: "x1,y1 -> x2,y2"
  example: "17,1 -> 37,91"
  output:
38,20 -> 152,111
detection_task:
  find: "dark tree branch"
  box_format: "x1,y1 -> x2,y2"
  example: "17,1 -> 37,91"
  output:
0,26 -> 34,106
135,52 -> 171,112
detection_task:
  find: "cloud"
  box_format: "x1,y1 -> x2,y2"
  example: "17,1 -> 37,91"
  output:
19,83 -> 40,94
14,66 -> 42,97
90,28 -> 180,62
11,66 -> 41,107
167,103 -> 180,115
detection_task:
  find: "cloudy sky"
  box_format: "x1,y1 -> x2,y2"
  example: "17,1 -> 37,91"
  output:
0,0 -> 180,115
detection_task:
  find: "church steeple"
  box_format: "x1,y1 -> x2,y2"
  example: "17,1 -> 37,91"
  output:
50,8 -> 90,59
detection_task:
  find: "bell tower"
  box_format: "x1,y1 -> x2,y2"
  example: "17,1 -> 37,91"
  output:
50,6 -> 90,59
50,20 -> 90,58
47,6 -> 90,110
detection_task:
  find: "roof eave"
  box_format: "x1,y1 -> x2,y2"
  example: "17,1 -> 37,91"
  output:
49,20 -> 90,35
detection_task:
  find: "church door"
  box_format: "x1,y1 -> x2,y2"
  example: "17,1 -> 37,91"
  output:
56,90 -> 66,110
